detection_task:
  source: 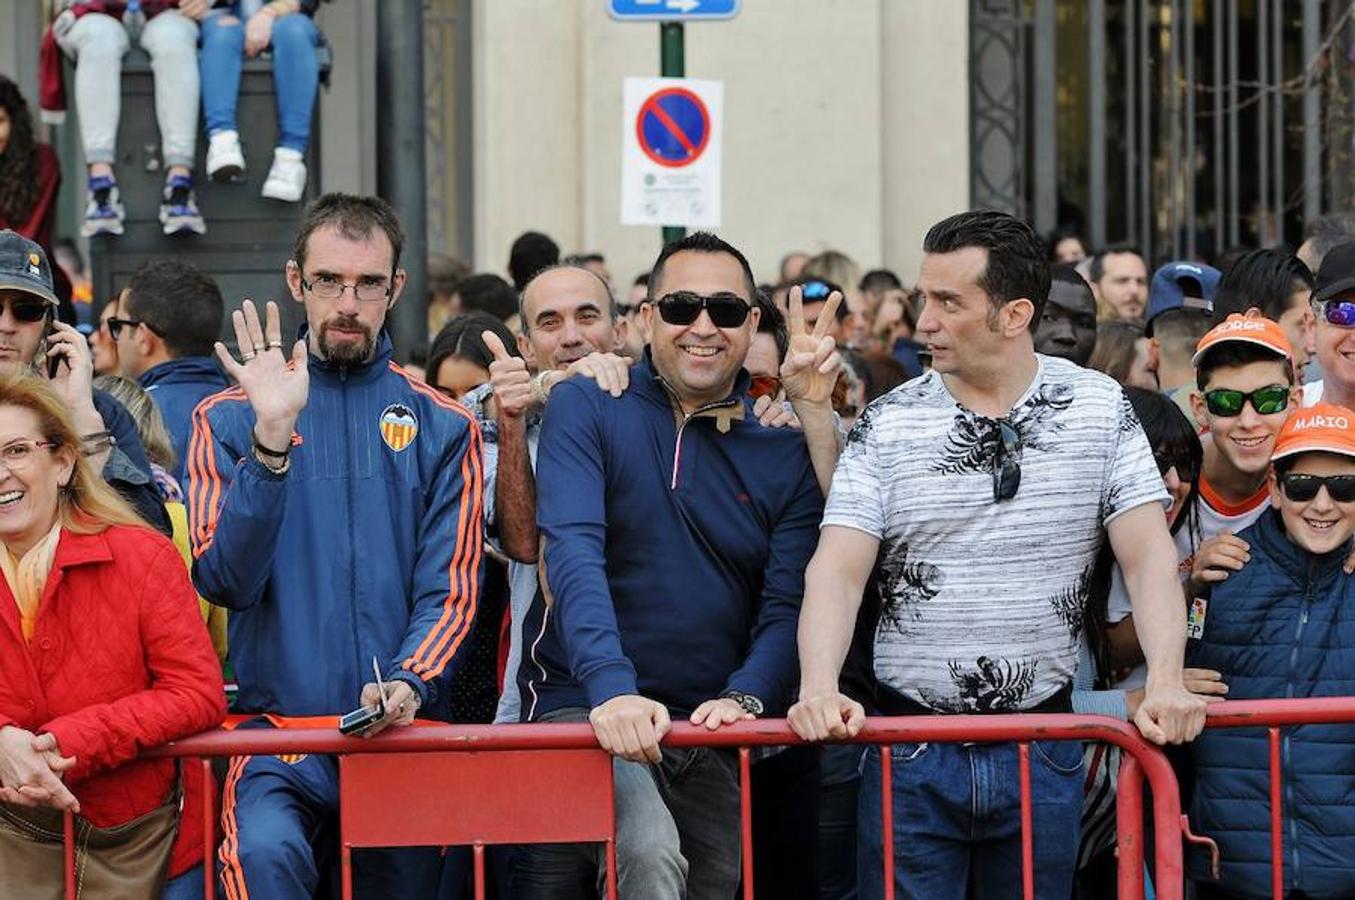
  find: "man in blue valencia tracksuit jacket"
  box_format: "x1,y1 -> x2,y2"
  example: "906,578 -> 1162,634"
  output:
514,232 -> 825,900
186,194 -> 483,900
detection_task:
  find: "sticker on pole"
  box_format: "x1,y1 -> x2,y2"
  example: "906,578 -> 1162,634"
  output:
622,77 -> 723,228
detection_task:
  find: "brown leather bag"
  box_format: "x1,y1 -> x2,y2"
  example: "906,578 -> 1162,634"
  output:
0,777 -> 181,900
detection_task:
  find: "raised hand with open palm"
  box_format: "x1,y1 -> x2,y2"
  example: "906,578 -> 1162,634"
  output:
214,299 -> 309,452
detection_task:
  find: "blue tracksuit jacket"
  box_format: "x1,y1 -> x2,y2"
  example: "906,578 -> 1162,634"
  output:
518,353 -> 824,721
186,332 -> 484,717
139,355 -> 230,484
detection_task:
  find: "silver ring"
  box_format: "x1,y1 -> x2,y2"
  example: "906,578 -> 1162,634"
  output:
267,340 -> 284,351
241,350 -> 257,362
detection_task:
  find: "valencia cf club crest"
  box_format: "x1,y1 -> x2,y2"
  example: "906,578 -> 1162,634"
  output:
379,404 -> 418,451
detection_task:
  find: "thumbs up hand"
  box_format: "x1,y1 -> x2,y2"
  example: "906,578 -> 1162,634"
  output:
483,331 -> 534,419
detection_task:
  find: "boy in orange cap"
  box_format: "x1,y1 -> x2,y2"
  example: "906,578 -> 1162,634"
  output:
1187,403 -> 1355,897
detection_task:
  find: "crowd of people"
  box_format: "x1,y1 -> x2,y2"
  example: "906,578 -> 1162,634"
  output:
3,53 -> 1355,894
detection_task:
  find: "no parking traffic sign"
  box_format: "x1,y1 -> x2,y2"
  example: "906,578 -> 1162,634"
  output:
621,77 -> 723,228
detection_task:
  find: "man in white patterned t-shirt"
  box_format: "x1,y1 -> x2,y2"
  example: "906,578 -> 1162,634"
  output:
788,211 -> 1207,900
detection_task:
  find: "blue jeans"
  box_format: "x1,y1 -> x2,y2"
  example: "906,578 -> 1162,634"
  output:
857,740 -> 1083,900
818,744 -> 866,899
200,6 -> 320,152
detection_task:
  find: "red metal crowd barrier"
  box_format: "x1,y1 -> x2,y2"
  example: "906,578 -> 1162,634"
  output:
104,714 -> 1186,900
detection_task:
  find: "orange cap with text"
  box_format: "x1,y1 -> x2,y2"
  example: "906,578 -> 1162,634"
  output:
1192,309 -> 1293,367
1271,402 -> 1355,462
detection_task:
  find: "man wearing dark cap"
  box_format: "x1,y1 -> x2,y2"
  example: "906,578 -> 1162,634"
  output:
1034,265 -> 1098,366
1144,261 -> 1219,423
1304,241 -> 1355,409
0,230 -> 166,532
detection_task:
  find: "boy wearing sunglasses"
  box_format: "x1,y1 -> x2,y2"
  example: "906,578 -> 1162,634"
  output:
1186,312 -> 1300,599
1186,404 -> 1355,898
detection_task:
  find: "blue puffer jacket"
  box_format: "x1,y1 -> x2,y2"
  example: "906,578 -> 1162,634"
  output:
1187,508 -> 1355,898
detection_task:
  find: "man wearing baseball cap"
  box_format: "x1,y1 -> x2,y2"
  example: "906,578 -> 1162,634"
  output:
0,230 -> 166,532
1304,240 -> 1355,409
1144,261 -> 1219,423
1187,403 -> 1355,898
1183,311 -> 1299,602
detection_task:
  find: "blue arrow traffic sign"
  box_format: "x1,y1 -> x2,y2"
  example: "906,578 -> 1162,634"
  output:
608,0 -> 739,21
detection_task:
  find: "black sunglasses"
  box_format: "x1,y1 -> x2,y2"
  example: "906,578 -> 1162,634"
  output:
992,419 -> 1022,502
1203,384 -> 1290,418
107,317 -> 163,340
1154,450 -> 1199,484
1,297 -> 52,324
1279,472 -> 1355,503
655,291 -> 751,328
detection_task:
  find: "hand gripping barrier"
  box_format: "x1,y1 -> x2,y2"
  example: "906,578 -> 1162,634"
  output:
38,714 -> 1191,900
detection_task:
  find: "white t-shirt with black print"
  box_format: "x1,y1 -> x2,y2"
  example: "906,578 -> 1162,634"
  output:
823,355 -> 1169,713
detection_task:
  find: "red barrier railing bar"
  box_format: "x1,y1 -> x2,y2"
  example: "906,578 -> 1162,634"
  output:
473,842 -> 486,900
1019,742 -> 1034,899
881,744 -> 894,900
63,809 -> 75,900
1116,754 -> 1146,900
1269,727 -> 1283,899
739,747 -> 754,900
201,758 -> 215,900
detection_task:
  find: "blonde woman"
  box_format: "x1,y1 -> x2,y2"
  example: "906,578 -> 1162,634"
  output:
0,371 -> 224,898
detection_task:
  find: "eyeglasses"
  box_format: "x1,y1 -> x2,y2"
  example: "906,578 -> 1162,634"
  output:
106,317 -> 163,340
655,291 -> 751,328
1320,300 -> 1355,328
1279,472 -> 1355,503
1,297 -> 52,324
748,374 -> 782,400
992,419 -> 1022,502
300,274 -> 393,303
0,439 -> 58,472
1202,384 -> 1290,417
1154,450 -> 1199,484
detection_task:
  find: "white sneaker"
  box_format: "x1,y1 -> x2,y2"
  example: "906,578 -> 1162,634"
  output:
261,148 -> 306,202
206,131 -> 245,182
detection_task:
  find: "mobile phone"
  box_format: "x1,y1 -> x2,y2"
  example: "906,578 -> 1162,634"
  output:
338,657 -> 388,736
40,315 -> 62,379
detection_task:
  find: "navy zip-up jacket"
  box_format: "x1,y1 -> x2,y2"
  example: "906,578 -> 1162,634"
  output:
1188,508 -> 1355,897
139,356 -> 230,484
518,353 -> 823,721
187,332 -> 484,717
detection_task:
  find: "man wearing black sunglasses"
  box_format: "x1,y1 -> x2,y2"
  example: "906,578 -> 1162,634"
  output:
0,231 -> 167,535
791,210 -> 1206,900
1186,402 -> 1355,898
516,231 -> 823,899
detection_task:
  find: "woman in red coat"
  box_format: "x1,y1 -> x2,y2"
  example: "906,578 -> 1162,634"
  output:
0,370 -> 225,897
0,76 -> 71,310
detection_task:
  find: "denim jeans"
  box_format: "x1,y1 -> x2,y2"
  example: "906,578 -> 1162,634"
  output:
510,707 -> 741,900
200,6 -> 321,152
818,744 -> 866,899
857,740 -> 1083,900
60,10 -> 200,167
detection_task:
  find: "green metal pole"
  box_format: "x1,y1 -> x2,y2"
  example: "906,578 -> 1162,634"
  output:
660,22 -> 686,246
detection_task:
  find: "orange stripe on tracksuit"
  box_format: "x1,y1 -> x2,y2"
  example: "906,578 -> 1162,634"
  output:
218,755 -> 251,900
187,387 -> 247,559
397,369 -> 485,681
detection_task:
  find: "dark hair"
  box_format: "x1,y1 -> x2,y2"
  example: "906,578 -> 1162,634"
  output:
1195,341 -> 1294,391
1049,264 -> 1094,298
633,272 -> 650,288
427,252 -> 470,299
647,231 -> 758,303
0,76 -> 38,227
456,273 -> 518,322
1151,307 -> 1214,361
563,252 -> 605,266
1088,243 -> 1145,283
1046,228 -> 1088,262
292,193 -> 405,273
426,313 -> 521,382
754,289 -> 789,363
798,278 -> 850,323
508,231 -> 560,292
517,263 -> 617,334
859,268 -> 903,295
1302,212 -> 1355,271
1084,385 -> 1202,681
1087,319 -> 1145,384
922,209 -> 1050,331
1212,249 -> 1313,321
123,260 -> 224,358
861,351 -> 909,401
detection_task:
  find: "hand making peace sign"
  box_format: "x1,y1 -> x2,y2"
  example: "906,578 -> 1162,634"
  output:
781,284 -> 845,407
